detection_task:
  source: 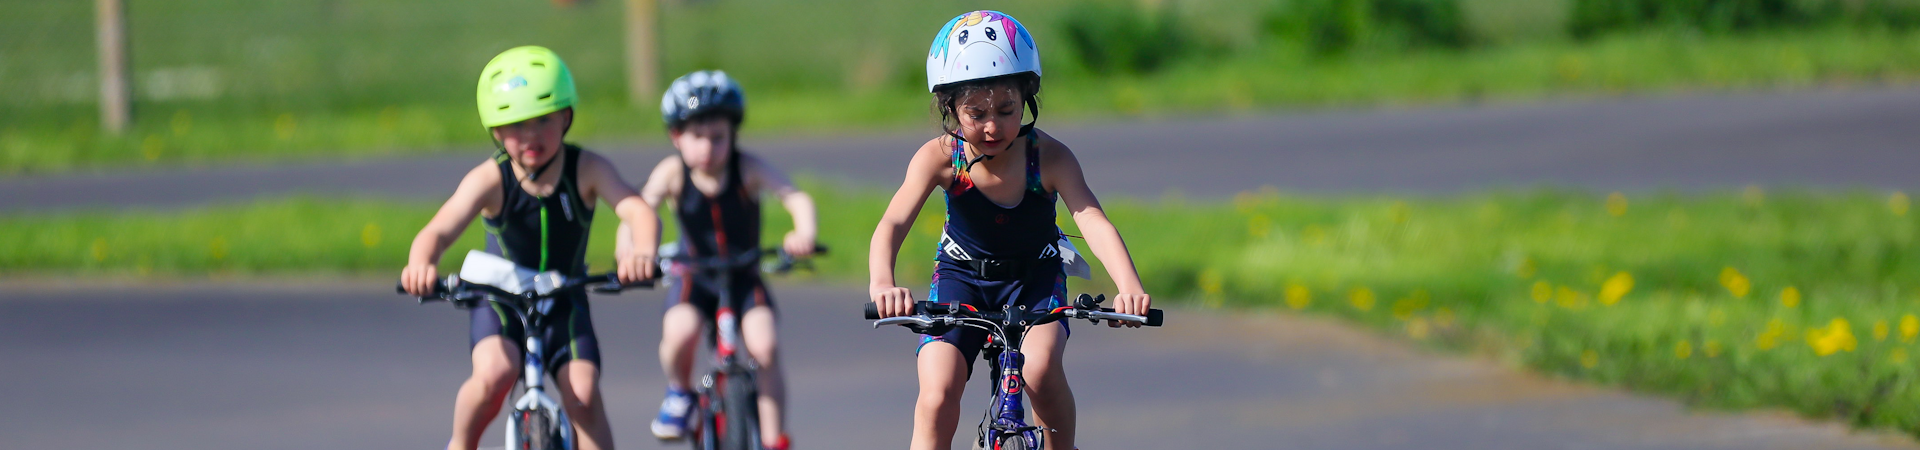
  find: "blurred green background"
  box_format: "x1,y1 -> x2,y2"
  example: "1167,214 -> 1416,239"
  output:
10,0 -> 1920,172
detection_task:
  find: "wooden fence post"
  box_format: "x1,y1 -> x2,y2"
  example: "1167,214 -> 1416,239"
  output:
97,0 -> 131,134
625,0 -> 660,108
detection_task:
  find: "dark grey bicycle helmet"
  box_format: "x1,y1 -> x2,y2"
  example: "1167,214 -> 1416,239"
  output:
660,70 -> 745,129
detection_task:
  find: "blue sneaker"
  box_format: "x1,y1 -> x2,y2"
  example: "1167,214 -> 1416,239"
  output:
650,388 -> 696,440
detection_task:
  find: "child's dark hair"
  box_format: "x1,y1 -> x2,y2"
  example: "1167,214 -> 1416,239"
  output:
932,73 -> 1041,137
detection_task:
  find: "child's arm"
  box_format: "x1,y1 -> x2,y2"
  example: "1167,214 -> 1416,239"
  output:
868,140 -> 951,317
1040,134 -> 1152,322
615,157 -> 680,267
579,151 -> 661,285
741,153 -> 817,258
401,162 -> 503,296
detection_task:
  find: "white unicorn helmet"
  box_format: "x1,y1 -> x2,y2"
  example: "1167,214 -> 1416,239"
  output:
926,10 -> 1041,92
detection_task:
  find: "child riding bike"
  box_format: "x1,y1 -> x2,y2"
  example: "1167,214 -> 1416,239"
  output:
398,46 -> 661,450
619,70 -> 817,450
866,11 -> 1153,450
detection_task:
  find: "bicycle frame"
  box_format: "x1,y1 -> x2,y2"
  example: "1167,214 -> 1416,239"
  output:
501,297 -> 574,450
865,296 -> 1163,450
972,304 -> 1044,450
399,256 -> 642,450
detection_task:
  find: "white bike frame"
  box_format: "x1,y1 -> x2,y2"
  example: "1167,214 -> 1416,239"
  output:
507,329 -> 574,450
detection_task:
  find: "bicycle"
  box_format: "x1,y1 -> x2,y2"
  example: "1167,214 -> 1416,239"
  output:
396,251 -> 647,450
659,244 -> 827,450
863,294 -> 1164,450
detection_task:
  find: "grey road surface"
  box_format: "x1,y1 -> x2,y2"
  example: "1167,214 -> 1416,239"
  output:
2,282 -> 1910,450
6,88 -> 1920,212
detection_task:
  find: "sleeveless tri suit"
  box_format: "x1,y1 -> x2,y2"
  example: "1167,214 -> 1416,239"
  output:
470,145 -> 602,371
921,133 -> 1069,371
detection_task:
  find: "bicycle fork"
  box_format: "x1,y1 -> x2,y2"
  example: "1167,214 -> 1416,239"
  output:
508,335 -> 574,450
985,350 -> 1043,449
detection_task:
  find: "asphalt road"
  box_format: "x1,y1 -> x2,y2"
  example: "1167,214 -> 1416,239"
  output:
1,282 -> 1911,450
6,87 -> 1920,212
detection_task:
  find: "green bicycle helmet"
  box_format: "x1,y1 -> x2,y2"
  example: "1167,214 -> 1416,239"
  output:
475,46 -> 577,128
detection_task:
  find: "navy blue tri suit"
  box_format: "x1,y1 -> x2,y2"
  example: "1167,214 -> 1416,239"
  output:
471,145 -> 602,372
922,132 -> 1068,372
663,151 -> 775,318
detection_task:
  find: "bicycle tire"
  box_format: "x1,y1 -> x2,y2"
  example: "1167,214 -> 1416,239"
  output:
996,435 -> 1030,450
517,409 -> 560,450
721,372 -> 761,449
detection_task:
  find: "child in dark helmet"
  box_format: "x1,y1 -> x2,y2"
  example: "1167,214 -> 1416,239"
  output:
620,70 -> 815,450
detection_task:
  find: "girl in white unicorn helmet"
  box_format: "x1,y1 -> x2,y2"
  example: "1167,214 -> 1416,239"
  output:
867,10 -> 1153,450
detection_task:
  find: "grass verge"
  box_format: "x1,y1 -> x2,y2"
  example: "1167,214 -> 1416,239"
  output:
9,0 -> 1920,172
7,185 -> 1920,435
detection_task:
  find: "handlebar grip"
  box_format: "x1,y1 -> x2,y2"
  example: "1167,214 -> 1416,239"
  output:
395,280 -> 449,297
1099,308 -> 1165,327
590,279 -> 657,294
812,244 -> 830,255
864,302 -> 881,320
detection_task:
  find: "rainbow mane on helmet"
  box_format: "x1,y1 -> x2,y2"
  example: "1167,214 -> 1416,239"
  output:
926,10 -> 1041,92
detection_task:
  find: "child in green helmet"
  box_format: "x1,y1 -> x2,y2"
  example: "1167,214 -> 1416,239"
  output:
399,45 -> 662,450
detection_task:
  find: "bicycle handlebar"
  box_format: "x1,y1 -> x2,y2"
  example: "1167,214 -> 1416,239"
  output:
862,299 -> 1164,327
395,272 -> 654,307
665,245 -> 830,274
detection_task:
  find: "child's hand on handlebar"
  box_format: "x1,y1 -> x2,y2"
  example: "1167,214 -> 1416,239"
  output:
870,285 -> 915,318
782,231 -> 817,259
618,247 -> 659,286
1112,292 -> 1151,328
401,263 -> 438,297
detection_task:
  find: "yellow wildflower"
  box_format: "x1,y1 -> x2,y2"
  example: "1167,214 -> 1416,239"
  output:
1756,318 -> 1791,350
1530,281 -> 1552,303
1349,288 -> 1376,312
1806,318 -> 1857,356
1284,283 -> 1311,310
1248,214 -> 1271,239
1719,267 -> 1751,298
1902,314 -> 1920,342
1743,185 -> 1765,206
1198,269 -> 1223,295
1893,348 -> 1910,364
1874,320 -> 1890,341
1407,318 -> 1430,340
209,236 -> 229,261
1598,272 -> 1633,306
1703,340 -> 1723,358
1391,290 -> 1430,320
1351,288 -> 1382,313
1580,350 -> 1599,368
1389,201 -> 1410,224
361,223 -> 382,248
1780,286 -> 1800,308
1555,286 -> 1587,309
1674,340 -> 1692,359
90,237 -> 108,261
1605,192 -> 1629,217
275,113 -> 298,140
1302,225 -> 1328,246
1892,191 -> 1910,216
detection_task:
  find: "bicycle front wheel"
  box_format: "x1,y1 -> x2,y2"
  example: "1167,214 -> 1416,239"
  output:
513,408 -> 568,450
720,373 -> 761,449
995,435 -> 1031,450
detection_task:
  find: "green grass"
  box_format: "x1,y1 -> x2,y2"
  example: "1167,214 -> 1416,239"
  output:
9,0 -> 1920,172
9,184 -> 1920,435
